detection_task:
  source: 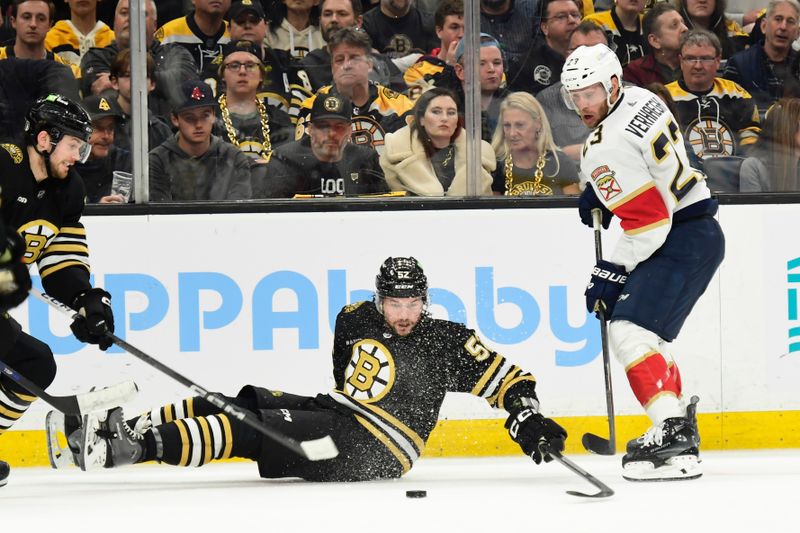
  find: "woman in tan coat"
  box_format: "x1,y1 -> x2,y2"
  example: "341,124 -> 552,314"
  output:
380,87 -> 495,196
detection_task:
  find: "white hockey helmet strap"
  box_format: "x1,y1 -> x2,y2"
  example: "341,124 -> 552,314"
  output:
560,43 -> 623,110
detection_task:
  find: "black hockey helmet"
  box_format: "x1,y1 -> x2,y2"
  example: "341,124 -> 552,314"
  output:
375,257 -> 428,299
24,93 -> 93,146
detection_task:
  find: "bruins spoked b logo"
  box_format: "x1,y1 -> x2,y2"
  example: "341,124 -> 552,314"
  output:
344,339 -> 395,402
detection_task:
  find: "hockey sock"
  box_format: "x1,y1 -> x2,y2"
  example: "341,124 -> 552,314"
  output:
0,381 -> 35,435
146,413 -> 262,467
625,352 -> 684,424
128,395 -> 253,429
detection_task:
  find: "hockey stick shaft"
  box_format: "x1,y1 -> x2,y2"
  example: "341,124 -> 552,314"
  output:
542,443 -> 614,498
0,359 -> 137,415
582,208 -> 617,455
30,288 -> 338,462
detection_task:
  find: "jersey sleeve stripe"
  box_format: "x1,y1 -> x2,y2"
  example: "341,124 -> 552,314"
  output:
495,375 -> 537,410
470,355 -> 504,396
38,260 -> 89,278
611,185 -> 670,233
355,415 -> 411,474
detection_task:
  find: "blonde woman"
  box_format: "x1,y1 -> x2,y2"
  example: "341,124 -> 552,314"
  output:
381,87 -> 495,196
491,92 -> 580,196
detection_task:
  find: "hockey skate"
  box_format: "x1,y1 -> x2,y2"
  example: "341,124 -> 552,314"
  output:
0,458 -> 9,487
67,407 -> 145,470
622,396 -> 702,482
45,411 -> 83,468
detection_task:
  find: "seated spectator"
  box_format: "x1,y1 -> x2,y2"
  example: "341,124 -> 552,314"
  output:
265,0 -> 325,60
584,0 -> 646,66
228,0 -> 313,119
536,20 -> 608,162
740,98 -> 800,191
490,91 -> 580,196
623,3 -> 687,87
403,0 -> 463,95
44,0 -> 114,71
149,80 -> 252,201
480,0 -> 540,76
80,0 -> 196,119
677,0 -> 748,61
296,27 -> 414,155
1,0 -> 81,80
645,81 -> 703,170
213,40 -> 294,163
361,0 -> 437,59
153,0 -> 231,91
666,30 -> 760,161
509,0 -> 581,95
257,93 -> 386,197
300,0 -> 402,93
75,94 -> 131,203
109,49 -> 173,153
380,87 -> 494,196
724,0 -> 800,115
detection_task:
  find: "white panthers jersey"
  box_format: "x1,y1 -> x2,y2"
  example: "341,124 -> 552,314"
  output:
580,85 -> 711,272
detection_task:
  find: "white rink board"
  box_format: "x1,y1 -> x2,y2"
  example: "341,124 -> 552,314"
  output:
8,204 -> 798,429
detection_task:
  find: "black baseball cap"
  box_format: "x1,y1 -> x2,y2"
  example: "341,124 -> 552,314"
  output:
310,93 -> 353,122
82,94 -> 123,121
229,0 -> 266,21
175,80 -> 216,113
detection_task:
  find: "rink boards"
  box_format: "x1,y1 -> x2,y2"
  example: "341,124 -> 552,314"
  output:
4,204 -> 800,465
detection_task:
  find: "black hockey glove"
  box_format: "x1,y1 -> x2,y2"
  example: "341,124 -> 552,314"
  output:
585,260 -> 627,318
0,230 -> 32,312
70,288 -> 114,350
578,186 -> 613,229
505,409 -> 567,464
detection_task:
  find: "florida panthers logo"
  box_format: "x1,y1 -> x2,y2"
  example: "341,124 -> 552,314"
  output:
344,339 -> 395,402
687,118 -> 735,158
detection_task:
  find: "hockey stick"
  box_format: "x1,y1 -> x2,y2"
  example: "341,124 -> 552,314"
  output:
542,443 -> 614,498
0,359 -> 137,415
30,288 -> 339,462
581,208 -> 617,456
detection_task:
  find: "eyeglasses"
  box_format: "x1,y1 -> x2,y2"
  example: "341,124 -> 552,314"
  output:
681,56 -> 717,65
546,12 -> 581,23
224,61 -> 260,72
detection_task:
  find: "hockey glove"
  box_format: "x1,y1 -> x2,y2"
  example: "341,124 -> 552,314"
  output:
71,288 -> 114,350
578,186 -> 613,229
505,409 -> 567,464
585,260 -> 627,317
0,230 -> 32,312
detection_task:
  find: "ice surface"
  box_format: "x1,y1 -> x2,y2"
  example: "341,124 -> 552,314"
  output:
1,450 -> 796,532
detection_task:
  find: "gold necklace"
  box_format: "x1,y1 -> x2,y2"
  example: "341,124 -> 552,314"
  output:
504,152 -> 553,196
441,144 -> 454,167
218,94 -> 272,162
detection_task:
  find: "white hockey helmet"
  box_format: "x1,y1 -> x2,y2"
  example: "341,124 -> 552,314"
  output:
560,43 -> 623,111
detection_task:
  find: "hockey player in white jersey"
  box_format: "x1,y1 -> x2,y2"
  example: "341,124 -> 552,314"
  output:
561,44 -> 725,481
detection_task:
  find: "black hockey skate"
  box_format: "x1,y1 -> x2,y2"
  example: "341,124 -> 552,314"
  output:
0,458 -> 9,487
68,407 -> 144,470
622,396 -> 701,482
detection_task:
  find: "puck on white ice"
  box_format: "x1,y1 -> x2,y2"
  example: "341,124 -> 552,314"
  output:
406,490 -> 427,498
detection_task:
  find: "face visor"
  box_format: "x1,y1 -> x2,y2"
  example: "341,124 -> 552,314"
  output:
54,135 -> 92,164
561,82 -> 610,113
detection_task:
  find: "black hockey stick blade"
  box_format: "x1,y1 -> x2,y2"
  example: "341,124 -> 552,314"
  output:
582,432 -> 616,456
29,287 -> 338,462
0,359 -> 137,415
543,444 -> 614,498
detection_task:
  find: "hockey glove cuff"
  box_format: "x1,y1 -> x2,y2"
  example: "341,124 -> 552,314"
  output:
585,260 -> 627,318
0,230 -> 32,312
71,288 -> 114,350
505,409 -> 567,464
578,186 -> 613,229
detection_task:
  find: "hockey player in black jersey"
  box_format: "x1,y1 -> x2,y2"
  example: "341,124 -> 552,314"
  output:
0,94 -> 116,487
65,257 -> 567,482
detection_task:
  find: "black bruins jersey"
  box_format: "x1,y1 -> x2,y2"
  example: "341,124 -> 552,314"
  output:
0,143 -> 91,306
0,46 -> 81,79
584,10 -> 645,67
318,300 -> 538,474
666,77 -> 761,159
295,83 -> 414,155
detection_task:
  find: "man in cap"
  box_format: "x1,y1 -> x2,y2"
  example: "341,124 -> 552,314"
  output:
257,93 -> 386,198
149,79 -> 253,201
75,93 -> 132,203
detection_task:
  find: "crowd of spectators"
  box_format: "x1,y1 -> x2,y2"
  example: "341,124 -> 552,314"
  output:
0,0 -> 797,199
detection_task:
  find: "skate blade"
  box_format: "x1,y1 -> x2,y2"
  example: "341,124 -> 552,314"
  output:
622,455 -> 702,482
45,411 -> 75,469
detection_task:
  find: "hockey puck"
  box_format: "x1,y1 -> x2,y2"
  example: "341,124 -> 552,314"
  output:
406,490 -> 427,498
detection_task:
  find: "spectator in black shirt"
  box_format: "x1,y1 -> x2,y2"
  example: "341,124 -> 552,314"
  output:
480,0 -> 541,77
361,0 -> 437,60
